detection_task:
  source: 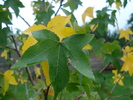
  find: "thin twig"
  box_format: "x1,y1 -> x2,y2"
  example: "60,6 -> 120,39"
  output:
11,35 -> 21,57
73,92 -> 86,100
99,62 -> 112,73
55,0 -> 64,16
110,94 -> 129,98
18,15 -> 30,27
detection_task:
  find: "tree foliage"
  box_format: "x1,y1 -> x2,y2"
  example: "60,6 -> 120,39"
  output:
0,0 -> 133,100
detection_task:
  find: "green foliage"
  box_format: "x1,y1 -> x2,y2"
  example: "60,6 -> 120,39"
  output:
3,0 -> 24,16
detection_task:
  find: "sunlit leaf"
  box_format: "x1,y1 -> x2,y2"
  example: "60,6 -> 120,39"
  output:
4,70 -> 18,85
82,7 -> 94,23
121,46 -> 133,76
119,28 -> 133,40
112,70 -> 124,86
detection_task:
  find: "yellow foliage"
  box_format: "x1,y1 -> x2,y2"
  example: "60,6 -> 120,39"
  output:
23,24 -> 46,36
121,46 -> 133,76
41,61 -> 51,86
112,70 -> 124,86
115,2 -> 122,10
4,70 -> 18,85
1,50 -> 8,59
82,7 -> 94,23
119,28 -> 133,40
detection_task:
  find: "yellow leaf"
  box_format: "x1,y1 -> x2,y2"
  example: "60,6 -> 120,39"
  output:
121,47 -> 133,76
112,70 -> 124,86
47,15 -> 71,29
115,2 -> 122,10
83,44 -> 92,50
119,28 -> 133,40
35,66 -> 41,78
18,76 -> 27,84
1,70 -> 18,95
22,36 -> 37,54
82,7 -> 94,23
1,50 -> 8,59
4,70 -> 18,85
52,27 -> 77,40
41,61 -> 51,86
23,24 -> 46,36
3,76 -> 9,95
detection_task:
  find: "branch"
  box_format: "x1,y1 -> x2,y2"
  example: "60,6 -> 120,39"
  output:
18,15 -> 31,27
55,0 -> 64,16
73,92 -> 86,100
122,38 -> 133,49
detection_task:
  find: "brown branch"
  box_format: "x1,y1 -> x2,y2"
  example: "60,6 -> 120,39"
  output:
73,92 -> 86,100
110,94 -> 129,99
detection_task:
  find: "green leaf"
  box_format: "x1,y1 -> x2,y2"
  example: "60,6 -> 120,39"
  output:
62,34 -> 95,80
103,49 -> 123,70
64,0 -> 82,12
90,38 -> 105,56
0,28 -> 10,47
12,29 -> 95,99
0,11 -> 12,24
35,9 -> 54,25
66,83 -> 79,92
3,0 -> 24,16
